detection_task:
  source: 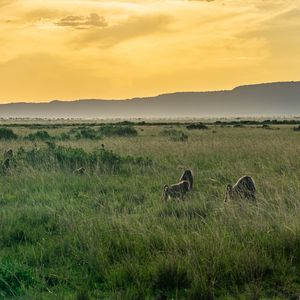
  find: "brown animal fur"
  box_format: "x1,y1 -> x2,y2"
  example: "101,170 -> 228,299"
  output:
163,180 -> 190,200
224,175 -> 256,202
179,170 -> 194,190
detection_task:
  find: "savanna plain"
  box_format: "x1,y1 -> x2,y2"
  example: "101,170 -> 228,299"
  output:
1,121 -> 300,300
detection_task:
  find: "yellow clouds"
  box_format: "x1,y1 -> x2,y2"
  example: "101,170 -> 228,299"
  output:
0,0 -> 299,102
74,14 -> 173,48
55,13 -> 107,29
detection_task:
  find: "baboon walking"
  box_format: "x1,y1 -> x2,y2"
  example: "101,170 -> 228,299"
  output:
73,167 -> 86,175
4,149 -> 13,160
179,170 -> 194,190
224,175 -> 256,202
2,158 -> 10,169
163,180 -> 190,200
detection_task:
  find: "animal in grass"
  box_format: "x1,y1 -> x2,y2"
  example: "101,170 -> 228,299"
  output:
0,158 -> 11,174
179,169 -> 194,190
73,167 -> 86,175
224,175 -> 256,202
4,149 -> 13,160
163,180 -> 190,200
3,158 -> 11,169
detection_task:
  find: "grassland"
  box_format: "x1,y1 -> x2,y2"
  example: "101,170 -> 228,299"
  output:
1,122 -> 300,299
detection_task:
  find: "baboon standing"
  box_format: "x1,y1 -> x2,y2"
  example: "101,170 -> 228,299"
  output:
3,158 -> 10,169
179,170 -> 194,190
4,149 -> 13,160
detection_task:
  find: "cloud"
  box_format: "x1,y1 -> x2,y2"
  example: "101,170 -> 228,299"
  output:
0,0 -> 300,101
55,13 -> 107,29
0,0 -> 15,7
73,14 -> 173,47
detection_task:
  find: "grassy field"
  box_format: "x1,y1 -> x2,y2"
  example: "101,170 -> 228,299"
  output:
1,122 -> 300,299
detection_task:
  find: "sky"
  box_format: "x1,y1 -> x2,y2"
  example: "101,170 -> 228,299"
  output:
0,0 -> 299,102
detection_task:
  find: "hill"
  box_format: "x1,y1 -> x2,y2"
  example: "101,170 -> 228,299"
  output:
0,81 -> 299,118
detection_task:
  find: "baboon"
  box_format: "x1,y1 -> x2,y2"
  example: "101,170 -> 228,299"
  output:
163,180 -> 190,200
3,158 -> 10,169
4,149 -> 13,160
224,175 -> 256,202
179,170 -> 194,190
73,167 -> 86,175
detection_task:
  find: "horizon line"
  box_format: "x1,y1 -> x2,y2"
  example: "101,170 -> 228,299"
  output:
1,80 -> 299,105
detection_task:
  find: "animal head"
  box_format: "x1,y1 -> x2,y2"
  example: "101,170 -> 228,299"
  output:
224,184 -> 233,202
181,170 -> 192,178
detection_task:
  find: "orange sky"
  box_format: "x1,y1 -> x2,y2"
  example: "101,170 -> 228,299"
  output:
0,0 -> 299,102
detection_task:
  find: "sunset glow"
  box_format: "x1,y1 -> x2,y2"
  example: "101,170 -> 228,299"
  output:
0,0 -> 299,102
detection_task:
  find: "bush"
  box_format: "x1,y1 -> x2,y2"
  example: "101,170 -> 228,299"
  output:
56,132 -> 71,141
16,143 -> 151,172
98,125 -> 138,137
78,127 -> 101,140
117,121 -> 134,126
0,127 -> 18,140
293,125 -> 300,131
262,124 -> 271,130
186,123 -> 208,130
137,121 -> 146,125
63,127 -> 101,140
25,130 -> 52,141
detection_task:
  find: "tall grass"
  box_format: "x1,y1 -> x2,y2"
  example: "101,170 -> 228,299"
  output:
0,125 -> 300,299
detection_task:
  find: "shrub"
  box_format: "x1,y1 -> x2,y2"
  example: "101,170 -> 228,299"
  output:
98,125 -> 138,137
56,132 -> 71,141
0,127 -> 18,140
137,121 -> 146,125
25,130 -> 52,141
262,124 -> 271,129
186,123 -> 208,130
117,120 -> 134,126
63,127 -> 101,140
78,127 -> 101,140
293,125 -> 300,131
16,143 -> 151,172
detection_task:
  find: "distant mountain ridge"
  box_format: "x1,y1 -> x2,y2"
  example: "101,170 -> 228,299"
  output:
1,81 -> 299,118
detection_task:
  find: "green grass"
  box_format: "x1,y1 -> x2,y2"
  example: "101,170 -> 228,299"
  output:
0,123 -> 300,299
